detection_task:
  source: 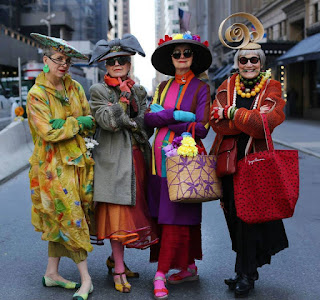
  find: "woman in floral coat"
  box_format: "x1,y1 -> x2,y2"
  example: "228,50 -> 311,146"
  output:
27,33 -> 95,300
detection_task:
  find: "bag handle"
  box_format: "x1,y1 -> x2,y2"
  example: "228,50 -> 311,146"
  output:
227,77 -> 231,106
244,114 -> 274,156
261,113 -> 274,152
187,122 -> 196,139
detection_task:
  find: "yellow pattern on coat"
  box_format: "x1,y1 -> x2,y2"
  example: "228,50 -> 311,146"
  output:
27,72 -> 95,252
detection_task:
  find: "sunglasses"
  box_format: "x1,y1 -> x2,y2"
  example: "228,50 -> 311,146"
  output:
48,56 -> 72,66
105,56 -> 130,66
171,49 -> 193,59
238,56 -> 260,65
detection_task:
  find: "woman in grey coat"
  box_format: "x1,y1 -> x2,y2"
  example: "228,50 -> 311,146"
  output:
88,34 -> 158,293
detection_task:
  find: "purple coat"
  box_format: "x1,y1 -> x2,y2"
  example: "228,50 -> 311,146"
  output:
144,75 -> 211,225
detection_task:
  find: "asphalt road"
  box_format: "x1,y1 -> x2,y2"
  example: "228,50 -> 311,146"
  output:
0,134 -> 320,299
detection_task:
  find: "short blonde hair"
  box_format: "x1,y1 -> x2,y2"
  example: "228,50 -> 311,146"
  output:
233,49 -> 266,69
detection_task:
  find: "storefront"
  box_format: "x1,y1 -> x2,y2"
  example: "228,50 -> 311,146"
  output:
278,32 -> 320,120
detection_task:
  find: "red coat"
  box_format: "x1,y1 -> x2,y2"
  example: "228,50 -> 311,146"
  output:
209,73 -> 286,155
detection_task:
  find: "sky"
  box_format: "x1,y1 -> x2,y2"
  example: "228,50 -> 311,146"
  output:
129,0 -> 156,94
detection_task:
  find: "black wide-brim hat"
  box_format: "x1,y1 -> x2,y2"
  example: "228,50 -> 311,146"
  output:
152,33 -> 212,76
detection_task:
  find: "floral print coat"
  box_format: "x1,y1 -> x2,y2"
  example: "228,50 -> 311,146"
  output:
27,72 -> 95,252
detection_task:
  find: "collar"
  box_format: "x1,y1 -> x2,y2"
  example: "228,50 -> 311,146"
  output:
175,69 -> 195,85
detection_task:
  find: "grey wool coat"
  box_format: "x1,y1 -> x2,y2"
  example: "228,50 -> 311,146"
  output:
90,82 -> 151,206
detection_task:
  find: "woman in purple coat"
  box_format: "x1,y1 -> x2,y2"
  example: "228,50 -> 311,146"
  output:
144,33 -> 212,300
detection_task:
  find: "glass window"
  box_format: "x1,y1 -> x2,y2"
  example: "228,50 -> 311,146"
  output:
168,5 -> 174,9
314,3 -> 319,23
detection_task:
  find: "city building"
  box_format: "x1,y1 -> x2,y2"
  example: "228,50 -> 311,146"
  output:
0,0 -> 110,96
186,0 -> 320,119
108,0 -> 130,40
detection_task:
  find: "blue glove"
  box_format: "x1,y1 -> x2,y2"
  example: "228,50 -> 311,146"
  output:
150,103 -> 165,112
173,110 -> 196,122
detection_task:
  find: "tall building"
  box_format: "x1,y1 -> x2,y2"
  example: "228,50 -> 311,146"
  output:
0,0 -> 109,93
108,0 -> 130,39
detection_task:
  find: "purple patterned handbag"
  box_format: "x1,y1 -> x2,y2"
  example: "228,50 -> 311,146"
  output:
166,155 -> 222,203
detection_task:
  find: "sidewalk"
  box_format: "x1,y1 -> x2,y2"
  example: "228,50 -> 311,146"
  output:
0,118 -> 320,185
272,118 -> 320,158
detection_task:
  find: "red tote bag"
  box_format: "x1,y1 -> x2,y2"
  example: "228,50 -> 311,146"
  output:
233,114 -> 299,224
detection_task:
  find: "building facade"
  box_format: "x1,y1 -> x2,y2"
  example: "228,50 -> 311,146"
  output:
186,0 -> 320,119
0,0 -> 110,96
108,0 -> 130,39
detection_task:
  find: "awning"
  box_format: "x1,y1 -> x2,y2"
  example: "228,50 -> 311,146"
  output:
213,64 -> 234,80
277,32 -> 320,65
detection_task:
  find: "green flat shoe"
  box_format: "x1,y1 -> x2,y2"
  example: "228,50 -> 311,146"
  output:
73,283 -> 94,300
42,276 -> 80,289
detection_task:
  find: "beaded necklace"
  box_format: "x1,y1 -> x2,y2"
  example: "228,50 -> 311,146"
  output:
235,73 -> 266,99
233,72 -> 269,109
232,85 -> 259,109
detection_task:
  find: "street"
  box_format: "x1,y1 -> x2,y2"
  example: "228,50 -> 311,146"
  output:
0,99 -> 11,131
0,128 -> 320,300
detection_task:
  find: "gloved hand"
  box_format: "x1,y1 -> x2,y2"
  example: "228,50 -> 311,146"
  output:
118,77 -> 135,93
50,118 -> 66,129
150,103 -> 165,112
76,116 -> 94,129
173,110 -> 196,122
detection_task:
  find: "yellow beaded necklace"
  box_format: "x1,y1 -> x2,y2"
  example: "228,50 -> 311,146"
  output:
235,73 -> 266,98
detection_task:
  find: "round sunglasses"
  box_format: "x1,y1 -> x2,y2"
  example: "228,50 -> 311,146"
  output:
105,56 -> 130,66
171,49 -> 193,59
238,56 -> 260,65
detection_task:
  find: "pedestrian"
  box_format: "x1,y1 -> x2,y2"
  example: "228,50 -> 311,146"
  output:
144,32 -> 212,300
27,33 -> 95,300
88,34 -> 158,293
210,13 -> 289,297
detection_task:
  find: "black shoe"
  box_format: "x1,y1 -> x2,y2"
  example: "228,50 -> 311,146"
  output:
224,274 -> 241,290
234,274 -> 255,298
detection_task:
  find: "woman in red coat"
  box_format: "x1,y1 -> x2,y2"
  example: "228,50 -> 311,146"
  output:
210,13 -> 289,298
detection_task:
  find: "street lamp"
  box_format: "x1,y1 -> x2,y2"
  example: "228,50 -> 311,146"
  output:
40,0 -> 55,36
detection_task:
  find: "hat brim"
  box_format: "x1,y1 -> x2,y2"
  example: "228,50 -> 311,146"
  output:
97,51 -> 135,62
151,40 -> 212,76
30,33 -> 88,60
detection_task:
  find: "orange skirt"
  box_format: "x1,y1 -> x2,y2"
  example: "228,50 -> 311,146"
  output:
95,146 -> 159,249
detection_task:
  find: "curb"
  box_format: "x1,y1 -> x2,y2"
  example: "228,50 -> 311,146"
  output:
0,163 -> 30,185
273,139 -> 320,159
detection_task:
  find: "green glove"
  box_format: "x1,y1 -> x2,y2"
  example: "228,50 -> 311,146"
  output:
50,118 -> 66,129
76,116 -> 94,129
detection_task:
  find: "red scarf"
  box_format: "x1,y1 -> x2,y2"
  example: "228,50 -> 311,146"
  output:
104,74 -> 138,112
104,74 -> 121,86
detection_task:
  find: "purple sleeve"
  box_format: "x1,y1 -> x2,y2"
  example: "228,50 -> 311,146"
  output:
168,122 -> 208,139
168,84 -> 210,139
144,108 -> 177,128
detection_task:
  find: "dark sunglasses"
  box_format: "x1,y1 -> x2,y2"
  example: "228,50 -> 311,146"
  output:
238,56 -> 260,65
171,49 -> 193,59
105,56 -> 130,66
